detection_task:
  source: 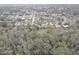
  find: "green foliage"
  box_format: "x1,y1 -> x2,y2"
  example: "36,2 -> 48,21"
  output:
0,24 -> 79,55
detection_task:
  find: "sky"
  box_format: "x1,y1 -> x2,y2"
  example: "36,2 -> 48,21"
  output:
0,0 -> 79,4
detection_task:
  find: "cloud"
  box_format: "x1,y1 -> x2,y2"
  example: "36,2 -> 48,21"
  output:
0,0 -> 78,4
